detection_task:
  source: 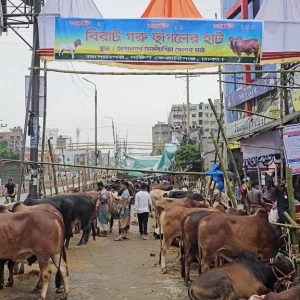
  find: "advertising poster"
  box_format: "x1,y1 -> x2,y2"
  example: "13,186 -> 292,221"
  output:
54,18 -> 263,64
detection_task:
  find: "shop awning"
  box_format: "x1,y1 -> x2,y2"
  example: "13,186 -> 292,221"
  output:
141,0 -> 202,18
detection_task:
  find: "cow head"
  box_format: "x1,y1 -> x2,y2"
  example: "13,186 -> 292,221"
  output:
228,37 -> 234,48
274,277 -> 299,293
74,39 -> 82,47
265,254 -> 295,279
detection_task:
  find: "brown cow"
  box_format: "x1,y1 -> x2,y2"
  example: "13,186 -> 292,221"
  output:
160,206 -> 213,273
228,36 -> 260,63
0,209 -> 69,300
198,209 -> 285,272
188,252 -> 294,300
181,207 -> 249,285
260,280 -> 300,300
156,195 -> 208,214
150,183 -> 173,191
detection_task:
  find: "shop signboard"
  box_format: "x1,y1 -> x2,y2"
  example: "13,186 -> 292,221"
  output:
54,18 -> 263,64
283,123 -> 300,175
225,74 -> 278,109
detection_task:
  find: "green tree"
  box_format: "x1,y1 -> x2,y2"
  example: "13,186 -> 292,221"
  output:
155,147 -> 164,155
0,140 -> 20,160
174,144 -> 202,172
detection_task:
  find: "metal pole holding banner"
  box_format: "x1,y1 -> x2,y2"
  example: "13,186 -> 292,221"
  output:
279,68 -> 285,180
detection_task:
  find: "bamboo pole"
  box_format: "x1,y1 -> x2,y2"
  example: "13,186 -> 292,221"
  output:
227,108 -> 275,120
1,159 -> 206,176
270,222 -> 300,230
40,60 -> 47,198
211,130 -> 237,208
47,156 -> 53,196
280,68 -> 285,180
208,98 -> 249,211
34,67 -> 300,76
77,170 -> 81,190
286,167 -> 299,254
208,67 -> 224,196
229,142 -> 280,151
219,79 -> 300,89
61,147 -> 69,190
48,139 -> 58,195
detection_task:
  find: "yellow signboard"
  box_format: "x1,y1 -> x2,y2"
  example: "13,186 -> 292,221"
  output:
292,91 -> 300,112
268,105 -> 280,119
229,141 -> 240,149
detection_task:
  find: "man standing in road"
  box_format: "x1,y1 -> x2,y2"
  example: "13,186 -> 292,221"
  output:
96,181 -> 110,237
2,178 -> 16,203
134,182 -> 152,240
274,178 -> 289,224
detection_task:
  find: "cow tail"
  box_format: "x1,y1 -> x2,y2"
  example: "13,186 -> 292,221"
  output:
188,285 -> 196,300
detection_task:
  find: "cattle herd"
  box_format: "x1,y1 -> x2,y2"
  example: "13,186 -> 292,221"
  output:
150,185 -> 300,300
0,183 -> 299,300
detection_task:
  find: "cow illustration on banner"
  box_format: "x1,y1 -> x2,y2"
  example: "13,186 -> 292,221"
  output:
54,18 -> 263,64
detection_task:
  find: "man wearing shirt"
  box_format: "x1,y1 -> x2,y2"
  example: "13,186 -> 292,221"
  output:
274,178 -> 289,224
134,183 -> 152,240
2,178 -> 16,203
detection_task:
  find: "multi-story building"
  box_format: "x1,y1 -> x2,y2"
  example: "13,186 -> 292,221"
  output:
0,126 -> 22,152
152,123 -> 171,152
168,99 -> 221,142
41,128 -> 59,147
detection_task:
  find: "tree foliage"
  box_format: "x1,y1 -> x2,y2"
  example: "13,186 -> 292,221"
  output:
174,144 -> 202,172
0,140 -> 20,160
155,147 -> 164,156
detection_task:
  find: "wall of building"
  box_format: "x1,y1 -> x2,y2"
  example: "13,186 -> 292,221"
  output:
152,123 -> 171,152
0,126 -> 22,152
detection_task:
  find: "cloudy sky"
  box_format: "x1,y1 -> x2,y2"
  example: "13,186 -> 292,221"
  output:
0,0 -> 221,153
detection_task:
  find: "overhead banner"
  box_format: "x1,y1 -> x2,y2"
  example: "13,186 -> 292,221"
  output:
54,18 -> 263,65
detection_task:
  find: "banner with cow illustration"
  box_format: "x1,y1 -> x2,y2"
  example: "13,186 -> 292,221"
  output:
54,18 -> 263,65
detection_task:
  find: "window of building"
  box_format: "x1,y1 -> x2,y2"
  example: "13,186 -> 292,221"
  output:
192,114 -> 196,117
204,121 -> 209,125
191,106 -> 197,110
199,103 -> 203,110
10,136 -> 14,140
210,113 -> 213,117
199,120 -> 203,125
67,158 -> 71,162
205,113 -> 209,117
205,105 -> 209,110
199,112 -> 202,117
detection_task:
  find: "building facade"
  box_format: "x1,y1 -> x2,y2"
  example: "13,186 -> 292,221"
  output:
168,99 -> 221,143
0,126 -> 22,152
152,123 -> 171,152
222,0 -> 300,187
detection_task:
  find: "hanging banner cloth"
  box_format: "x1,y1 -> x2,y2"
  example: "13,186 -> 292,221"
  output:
52,17 -> 263,69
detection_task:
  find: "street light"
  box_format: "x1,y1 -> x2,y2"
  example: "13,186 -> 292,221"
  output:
83,78 -> 98,166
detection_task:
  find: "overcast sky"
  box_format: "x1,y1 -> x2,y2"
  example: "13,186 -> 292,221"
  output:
0,0 -> 221,153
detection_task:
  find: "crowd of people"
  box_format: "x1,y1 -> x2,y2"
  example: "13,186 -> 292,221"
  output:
233,177 -> 290,223
96,180 -> 152,241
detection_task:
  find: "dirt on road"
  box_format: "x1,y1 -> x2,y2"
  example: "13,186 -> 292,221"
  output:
1,216 -> 192,300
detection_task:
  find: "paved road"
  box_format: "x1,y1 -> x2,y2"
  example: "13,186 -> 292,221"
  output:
2,214 -> 189,300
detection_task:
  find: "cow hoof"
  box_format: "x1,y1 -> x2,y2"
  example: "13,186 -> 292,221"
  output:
161,268 -> 167,274
56,286 -> 64,293
76,243 -> 82,246
5,282 -> 13,287
18,271 -> 24,275
31,288 -> 40,294
0,284 -> 4,290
